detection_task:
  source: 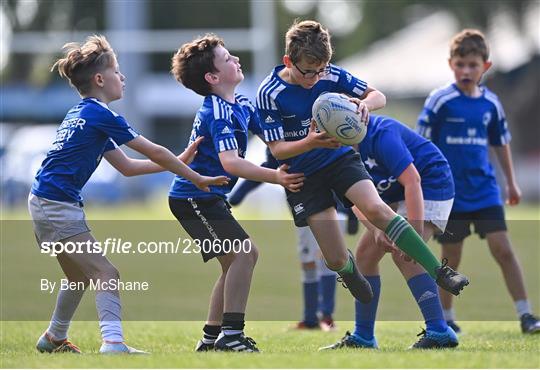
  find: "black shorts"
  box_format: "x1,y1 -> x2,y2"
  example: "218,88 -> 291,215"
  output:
436,205 -> 507,244
286,151 -> 372,227
169,196 -> 250,262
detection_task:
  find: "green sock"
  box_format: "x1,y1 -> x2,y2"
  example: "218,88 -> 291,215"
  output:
335,255 -> 354,274
385,215 -> 441,278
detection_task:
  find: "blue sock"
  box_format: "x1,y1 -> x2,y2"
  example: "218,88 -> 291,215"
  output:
353,275 -> 381,341
318,274 -> 336,317
407,273 -> 447,332
303,281 -> 319,325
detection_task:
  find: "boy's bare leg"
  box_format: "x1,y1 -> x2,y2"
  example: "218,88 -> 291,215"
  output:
486,231 -> 527,301
221,241 -> 259,313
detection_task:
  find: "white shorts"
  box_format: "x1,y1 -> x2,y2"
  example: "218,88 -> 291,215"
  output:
296,214 -> 347,264
28,193 -> 90,245
395,198 -> 454,234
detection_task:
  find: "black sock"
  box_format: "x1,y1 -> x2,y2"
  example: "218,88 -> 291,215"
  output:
222,312 -> 245,336
202,324 -> 221,344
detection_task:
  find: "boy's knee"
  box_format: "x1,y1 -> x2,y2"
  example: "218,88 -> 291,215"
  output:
325,253 -> 348,271
363,201 -> 391,222
92,265 -> 119,282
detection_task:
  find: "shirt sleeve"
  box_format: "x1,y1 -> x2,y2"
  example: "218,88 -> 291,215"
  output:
96,111 -> 140,146
208,117 -> 239,153
487,101 -> 512,146
256,94 -> 285,143
327,65 -> 368,98
103,138 -> 119,152
374,129 -> 414,179
416,95 -> 440,142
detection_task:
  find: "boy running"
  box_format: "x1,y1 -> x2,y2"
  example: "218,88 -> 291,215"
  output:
257,20 -> 469,303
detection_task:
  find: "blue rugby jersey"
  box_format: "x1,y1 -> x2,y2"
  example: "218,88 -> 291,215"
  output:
31,98 -> 139,203
169,93 -> 262,199
417,83 -> 511,212
256,64 -> 367,175
359,115 -> 454,204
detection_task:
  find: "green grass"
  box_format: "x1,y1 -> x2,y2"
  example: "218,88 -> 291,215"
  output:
1,321 -> 539,368
1,201 -> 539,368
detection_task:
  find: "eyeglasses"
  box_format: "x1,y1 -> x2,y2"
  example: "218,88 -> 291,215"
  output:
293,63 -> 331,79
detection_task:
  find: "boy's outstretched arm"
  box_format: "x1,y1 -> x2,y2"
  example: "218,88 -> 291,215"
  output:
104,137 -> 203,177
219,150 -> 304,192
125,136 -> 229,191
493,144 -> 522,205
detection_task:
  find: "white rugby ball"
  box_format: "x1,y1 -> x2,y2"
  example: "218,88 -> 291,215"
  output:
312,92 -> 367,145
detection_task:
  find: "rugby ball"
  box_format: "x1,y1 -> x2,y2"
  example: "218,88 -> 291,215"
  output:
312,92 -> 367,145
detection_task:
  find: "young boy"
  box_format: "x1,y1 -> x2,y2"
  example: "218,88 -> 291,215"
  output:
229,148 -> 360,331
257,20 -> 469,303
321,114 -> 459,350
30,35 -> 229,355
169,34 -> 305,352
417,29 -> 540,334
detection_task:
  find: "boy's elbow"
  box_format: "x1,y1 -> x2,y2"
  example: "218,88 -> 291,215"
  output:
268,145 -> 287,160
220,157 -> 237,174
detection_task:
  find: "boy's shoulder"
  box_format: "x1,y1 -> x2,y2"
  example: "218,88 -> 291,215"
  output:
234,93 -> 256,112
425,83 -> 461,113
256,68 -> 288,110
199,95 -> 234,123
70,98 -> 118,122
481,86 -> 506,118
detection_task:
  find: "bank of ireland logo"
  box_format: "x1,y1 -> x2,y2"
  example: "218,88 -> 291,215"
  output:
301,118 -> 311,127
482,111 -> 491,126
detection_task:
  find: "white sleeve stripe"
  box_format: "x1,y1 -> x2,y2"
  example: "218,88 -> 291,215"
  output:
352,87 -> 365,96
127,128 -> 138,138
321,74 -> 339,82
264,80 -> 281,110
218,138 -> 238,152
356,80 -> 367,89
425,84 -> 456,111
258,78 -> 279,110
485,91 -> 506,120
432,91 -> 460,114
263,128 -> 283,142
269,84 -> 286,110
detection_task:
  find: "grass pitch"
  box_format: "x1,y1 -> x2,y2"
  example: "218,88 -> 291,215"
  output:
1,321 -> 539,368
1,200 -> 539,368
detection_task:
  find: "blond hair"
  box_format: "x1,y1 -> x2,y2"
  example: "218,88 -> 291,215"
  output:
285,20 -> 333,64
450,29 -> 489,61
51,35 -> 117,94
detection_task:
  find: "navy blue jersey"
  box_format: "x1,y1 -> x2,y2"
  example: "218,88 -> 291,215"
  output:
417,83 -> 511,212
256,64 -> 367,175
169,94 -> 262,199
31,98 -> 139,203
359,115 -> 454,204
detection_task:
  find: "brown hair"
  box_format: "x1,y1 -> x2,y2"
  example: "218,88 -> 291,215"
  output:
171,34 -> 224,96
51,35 -> 117,94
285,20 -> 333,64
450,29 -> 489,61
